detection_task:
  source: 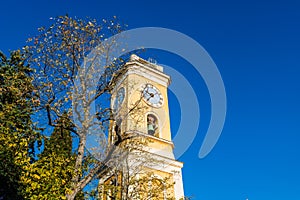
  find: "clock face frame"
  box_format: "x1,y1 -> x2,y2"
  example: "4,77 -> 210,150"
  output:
142,84 -> 164,108
113,87 -> 125,112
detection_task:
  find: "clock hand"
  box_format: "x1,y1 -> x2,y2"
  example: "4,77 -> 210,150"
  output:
144,88 -> 154,99
146,94 -> 154,101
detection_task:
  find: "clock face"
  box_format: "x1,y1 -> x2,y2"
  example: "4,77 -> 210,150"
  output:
143,84 -> 163,107
113,87 -> 125,112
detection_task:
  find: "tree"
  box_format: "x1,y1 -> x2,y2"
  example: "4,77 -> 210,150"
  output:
0,50 -> 38,199
23,15 -> 121,199
24,15 -> 173,200
20,114 -> 78,200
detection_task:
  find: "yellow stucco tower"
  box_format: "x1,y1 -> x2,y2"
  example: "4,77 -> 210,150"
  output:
110,54 -> 184,199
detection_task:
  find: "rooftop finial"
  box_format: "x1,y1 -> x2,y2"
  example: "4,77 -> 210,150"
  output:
148,57 -> 157,65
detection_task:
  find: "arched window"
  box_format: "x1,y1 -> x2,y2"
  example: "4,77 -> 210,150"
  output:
114,118 -> 122,136
147,114 -> 159,137
111,118 -> 122,144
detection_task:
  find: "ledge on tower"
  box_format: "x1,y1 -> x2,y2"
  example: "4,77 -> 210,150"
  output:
129,54 -> 163,72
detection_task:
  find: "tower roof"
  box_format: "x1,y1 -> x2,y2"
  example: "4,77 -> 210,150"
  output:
129,54 -> 164,72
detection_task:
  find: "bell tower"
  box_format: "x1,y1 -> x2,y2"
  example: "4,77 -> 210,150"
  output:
110,54 -> 184,199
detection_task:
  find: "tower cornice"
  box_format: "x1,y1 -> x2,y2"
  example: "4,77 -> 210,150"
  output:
112,55 -> 171,94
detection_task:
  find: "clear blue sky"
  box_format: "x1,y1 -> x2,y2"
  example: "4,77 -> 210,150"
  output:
1,0 -> 299,199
